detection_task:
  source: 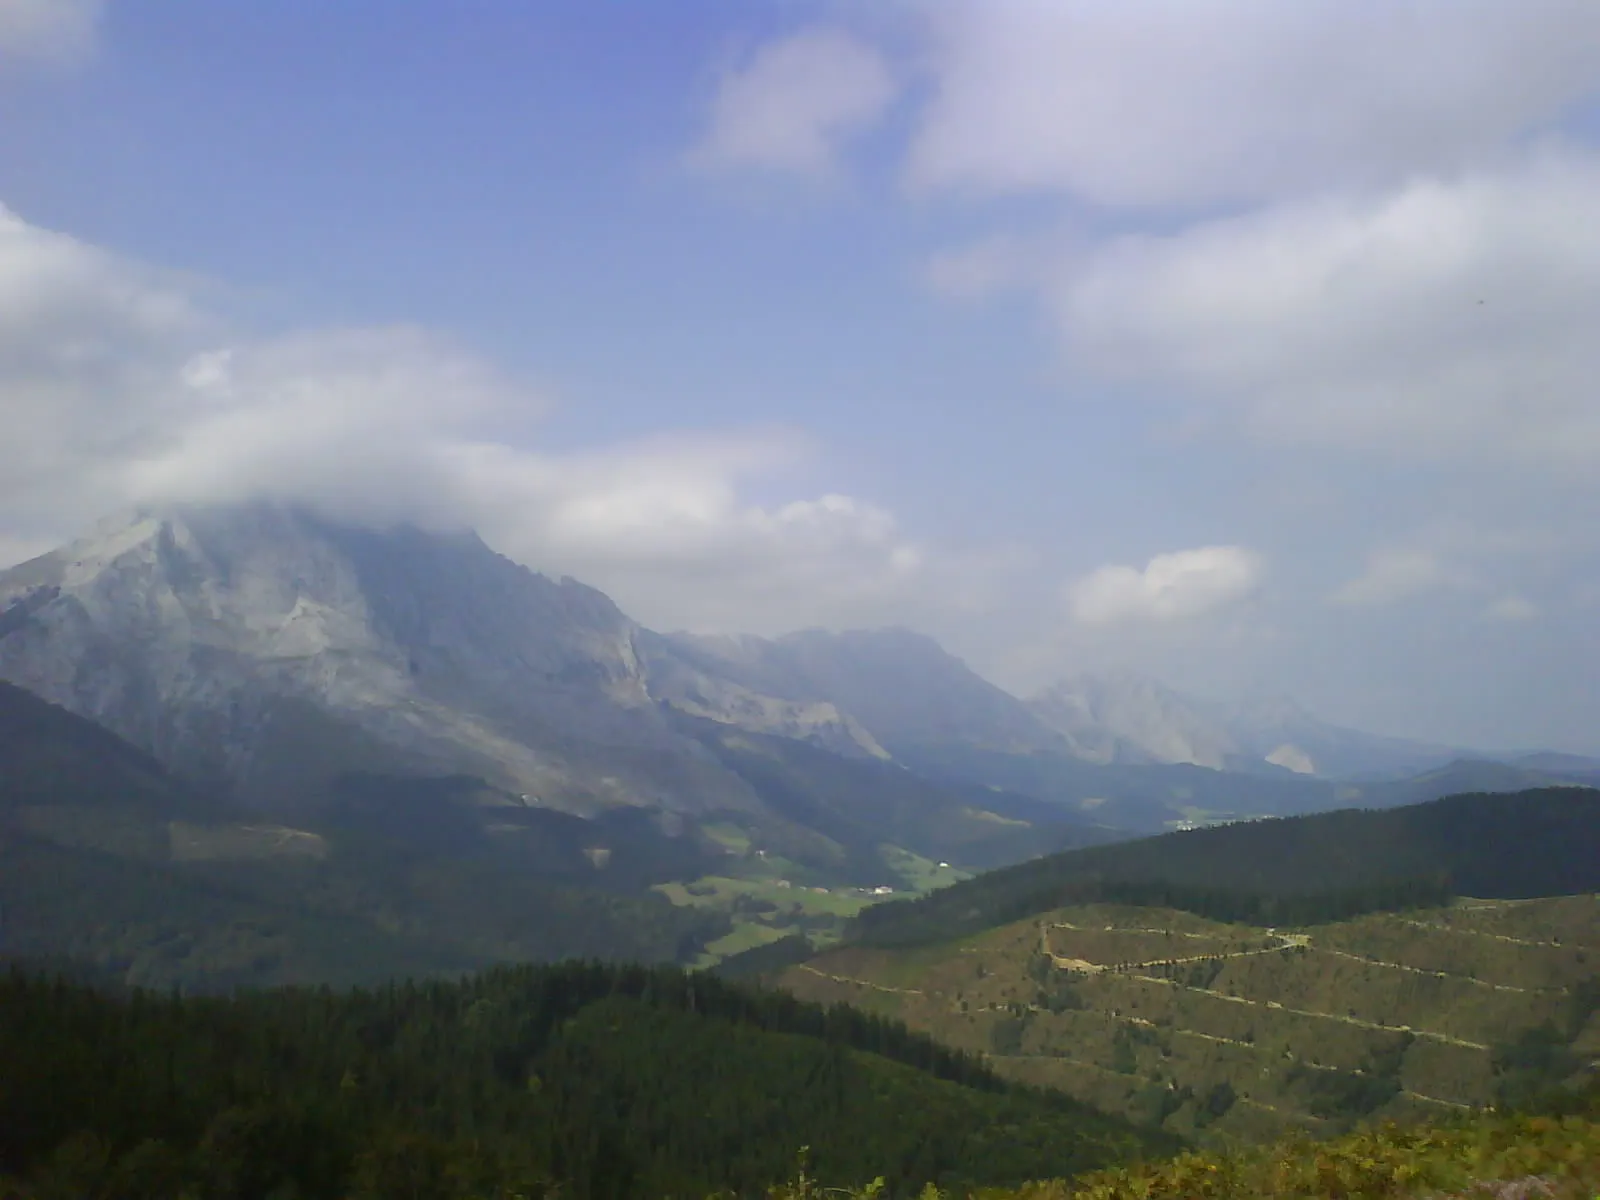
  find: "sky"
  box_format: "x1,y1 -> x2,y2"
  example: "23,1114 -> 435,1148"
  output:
1,0 -> 1598,752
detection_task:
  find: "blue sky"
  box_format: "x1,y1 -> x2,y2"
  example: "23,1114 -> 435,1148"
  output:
2,0 -> 1599,751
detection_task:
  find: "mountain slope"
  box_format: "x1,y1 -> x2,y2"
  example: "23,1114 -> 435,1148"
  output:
0,507 -> 1108,876
1029,670 -> 1239,768
896,737 -> 1592,835
667,712 -> 1118,881
0,681 -> 730,987
779,892 -> 1600,1146
850,787 -> 1600,947
658,626 -> 1069,757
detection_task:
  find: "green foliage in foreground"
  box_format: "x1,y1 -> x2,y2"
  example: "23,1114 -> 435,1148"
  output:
967,1107 -> 1600,1200
766,1105 -> 1600,1200
0,962 -> 1170,1198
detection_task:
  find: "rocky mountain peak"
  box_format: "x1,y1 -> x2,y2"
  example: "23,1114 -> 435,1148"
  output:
0,503 -> 748,813
1029,670 -> 1237,768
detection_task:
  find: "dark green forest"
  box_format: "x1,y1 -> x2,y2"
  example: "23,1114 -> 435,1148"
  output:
851,788 -> 1600,946
0,961 -> 1172,1199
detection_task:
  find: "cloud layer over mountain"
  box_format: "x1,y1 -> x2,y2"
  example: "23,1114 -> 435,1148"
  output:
0,204 -> 943,636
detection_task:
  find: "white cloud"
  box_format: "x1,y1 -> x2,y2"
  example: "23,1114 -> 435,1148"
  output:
0,204 -> 945,636
694,27 -> 896,176
0,0 -> 101,65
0,203 -> 208,532
1055,149 -> 1600,470
1069,545 -> 1262,624
1331,550 -> 1463,607
908,0 -> 1600,208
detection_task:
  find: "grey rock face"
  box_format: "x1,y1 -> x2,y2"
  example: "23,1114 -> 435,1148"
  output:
1029,669 -> 1237,768
0,503 -> 753,813
635,630 -> 890,760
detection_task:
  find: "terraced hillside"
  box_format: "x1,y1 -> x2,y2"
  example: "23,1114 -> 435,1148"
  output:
777,894 -> 1600,1146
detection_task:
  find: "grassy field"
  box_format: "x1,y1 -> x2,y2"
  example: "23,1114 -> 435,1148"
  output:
882,845 -> 971,892
778,894 -> 1600,1146
655,874 -> 875,919
657,844 -> 975,967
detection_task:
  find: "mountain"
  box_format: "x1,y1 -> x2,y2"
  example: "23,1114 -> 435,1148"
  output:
1223,693 -> 1462,780
666,711 -> 1118,881
1027,670 -> 1459,779
884,737 -> 1592,837
0,509 -> 1121,982
0,506 -> 1082,840
5,502 -> 1587,972
654,626 -> 1068,758
0,503 -> 758,815
1029,670 -> 1239,769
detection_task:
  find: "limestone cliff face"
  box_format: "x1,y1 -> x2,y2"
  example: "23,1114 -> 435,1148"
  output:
0,504 -> 752,814
1029,671 -> 1239,769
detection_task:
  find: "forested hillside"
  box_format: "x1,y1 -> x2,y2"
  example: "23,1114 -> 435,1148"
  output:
781,894 -> 1600,1144
0,962 -> 1171,1198
851,788 -> 1600,947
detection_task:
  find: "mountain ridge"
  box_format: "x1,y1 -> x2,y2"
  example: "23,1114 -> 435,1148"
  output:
3,502 -> 1588,846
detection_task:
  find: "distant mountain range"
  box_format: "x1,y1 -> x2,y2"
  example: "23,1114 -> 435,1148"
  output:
3,503 -> 1595,819
4,503 -> 1599,984
1028,670 -> 1465,778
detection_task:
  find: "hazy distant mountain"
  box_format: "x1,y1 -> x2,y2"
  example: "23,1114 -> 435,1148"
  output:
1028,670 -> 1235,768
1221,692 -> 1460,780
1028,669 -> 1458,780
1511,751 -> 1600,780
656,627 -> 1068,758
